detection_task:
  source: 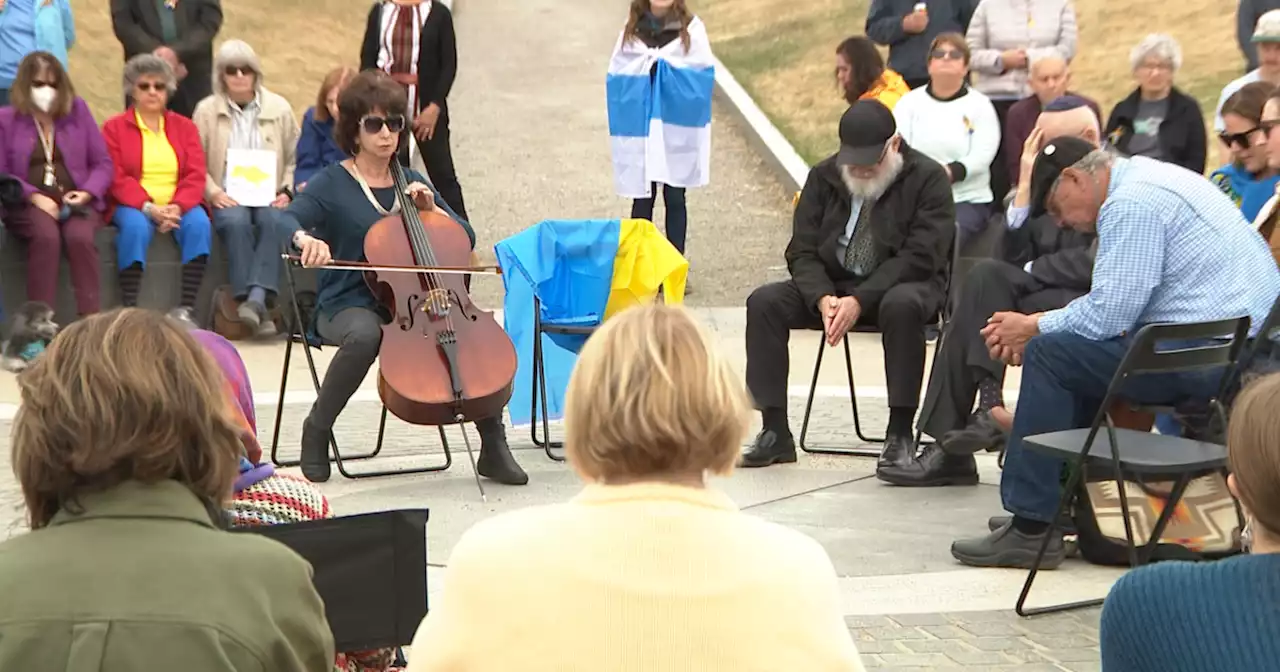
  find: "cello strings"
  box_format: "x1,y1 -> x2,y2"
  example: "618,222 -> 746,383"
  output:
393,161 -> 456,331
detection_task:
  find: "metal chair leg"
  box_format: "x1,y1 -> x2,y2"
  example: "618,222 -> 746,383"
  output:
799,335 -> 883,457
1015,452 -> 1102,616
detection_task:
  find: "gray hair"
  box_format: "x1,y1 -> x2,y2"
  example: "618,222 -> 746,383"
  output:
1048,149 -> 1113,202
1130,33 -> 1183,72
212,39 -> 264,96
122,54 -> 177,101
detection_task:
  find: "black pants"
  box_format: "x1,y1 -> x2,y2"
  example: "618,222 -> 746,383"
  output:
988,98 -> 1019,209
631,183 -> 688,254
745,279 -> 941,415
411,121 -> 468,222
309,305 -> 499,430
916,259 -> 1083,440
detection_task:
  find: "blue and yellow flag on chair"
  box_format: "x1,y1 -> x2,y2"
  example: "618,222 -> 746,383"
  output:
496,218 -> 687,426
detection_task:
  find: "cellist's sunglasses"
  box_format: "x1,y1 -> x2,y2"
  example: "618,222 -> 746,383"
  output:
360,114 -> 406,135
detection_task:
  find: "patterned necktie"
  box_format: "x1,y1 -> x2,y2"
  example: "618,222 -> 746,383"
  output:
843,199 -> 878,276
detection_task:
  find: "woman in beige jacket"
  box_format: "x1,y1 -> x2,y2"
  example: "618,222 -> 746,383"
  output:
193,40 -> 299,337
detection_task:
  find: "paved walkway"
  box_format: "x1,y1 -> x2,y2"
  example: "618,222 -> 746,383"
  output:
0,1 -> 1118,668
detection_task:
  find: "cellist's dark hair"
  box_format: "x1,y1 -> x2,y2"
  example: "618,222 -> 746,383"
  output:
334,69 -> 410,156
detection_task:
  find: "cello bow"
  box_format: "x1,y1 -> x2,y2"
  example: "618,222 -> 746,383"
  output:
279,254 -> 503,276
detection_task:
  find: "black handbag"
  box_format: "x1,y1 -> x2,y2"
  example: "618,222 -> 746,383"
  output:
231,509 -> 430,652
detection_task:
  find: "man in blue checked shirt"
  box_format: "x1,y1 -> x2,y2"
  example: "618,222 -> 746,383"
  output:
950,135 -> 1280,569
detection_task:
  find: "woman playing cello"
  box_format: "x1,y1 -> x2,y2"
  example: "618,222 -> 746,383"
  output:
281,70 -> 527,486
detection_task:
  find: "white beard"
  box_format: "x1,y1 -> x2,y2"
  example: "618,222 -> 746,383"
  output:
840,149 -> 905,201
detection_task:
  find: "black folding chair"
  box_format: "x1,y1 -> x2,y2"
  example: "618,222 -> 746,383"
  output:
1015,317 -> 1251,617
529,295 -> 598,462
231,509 -> 429,654
799,233 -> 961,457
267,256 -> 453,479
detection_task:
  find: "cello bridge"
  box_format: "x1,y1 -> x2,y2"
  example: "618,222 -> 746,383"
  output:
422,288 -> 452,318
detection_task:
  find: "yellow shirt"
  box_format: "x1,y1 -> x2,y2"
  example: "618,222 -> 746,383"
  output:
136,110 -> 180,206
406,482 -> 866,671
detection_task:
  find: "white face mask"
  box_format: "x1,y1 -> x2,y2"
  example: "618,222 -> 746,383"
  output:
30,85 -> 57,114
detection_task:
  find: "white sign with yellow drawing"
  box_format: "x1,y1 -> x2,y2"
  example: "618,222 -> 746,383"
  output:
224,149 -> 278,207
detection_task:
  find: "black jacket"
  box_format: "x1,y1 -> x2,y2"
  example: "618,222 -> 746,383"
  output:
360,1 -> 458,120
786,144 -> 955,311
1104,87 -> 1207,175
1001,213 -> 1094,292
865,0 -> 976,83
109,0 -> 221,115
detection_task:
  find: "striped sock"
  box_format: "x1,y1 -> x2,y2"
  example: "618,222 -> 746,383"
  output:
181,255 -> 207,308
119,263 -> 144,307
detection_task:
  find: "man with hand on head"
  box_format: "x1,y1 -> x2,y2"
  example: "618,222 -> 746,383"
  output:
740,100 -> 954,471
950,135 -> 1280,569
881,97 -> 1103,487
1002,59 -> 1101,188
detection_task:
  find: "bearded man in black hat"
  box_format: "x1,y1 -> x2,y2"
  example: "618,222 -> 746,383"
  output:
740,99 -> 956,470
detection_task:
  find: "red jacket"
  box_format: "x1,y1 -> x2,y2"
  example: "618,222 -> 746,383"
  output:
101,107 -> 207,213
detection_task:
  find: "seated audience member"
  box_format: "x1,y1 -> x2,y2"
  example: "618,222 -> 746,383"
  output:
102,54 -> 212,325
406,304 -> 865,671
1218,11 -> 1280,135
1106,34 -> 1207,174
0,51 -> 112,318
1210,82 -> 1278,220
0,308 -> 334,670
835,36 -> 910,110
1002,55 -> 1101,186
296,65 -> 355,191
893,33 -> 999,249
740,100 -> 954,470
1249,89 -> 1280,266
182,324 -> 399,672
881,102 -> 1101,487
951,137 -> 1280,568
1100,373 -> 1280,671
193,40 -> 298,337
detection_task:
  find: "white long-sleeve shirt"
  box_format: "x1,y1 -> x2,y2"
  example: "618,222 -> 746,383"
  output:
894,85 -> 1002,205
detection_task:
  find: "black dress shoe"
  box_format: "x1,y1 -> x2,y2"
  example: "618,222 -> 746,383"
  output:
739,429 -> 797,468
951,519 -> 1066,569
876,444 -> 978,487
299,418 -> 332,483
876,433 -> 916,469
476,420 -> 529,486
940,410 -> 1008,456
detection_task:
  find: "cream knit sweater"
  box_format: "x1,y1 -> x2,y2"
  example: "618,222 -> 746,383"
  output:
894,86 -> 1002,205
406,482 -> 865,671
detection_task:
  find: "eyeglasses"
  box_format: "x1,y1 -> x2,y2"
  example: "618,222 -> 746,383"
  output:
1219,127 -> 1262,149
1137,62 -> 1174,73
1262,120 -> 1280,138
223,65 -> 254,77
360,114 -> 406,135
31,79 -> 56,88
930,48 -> 965,61
135,82 -> 166,93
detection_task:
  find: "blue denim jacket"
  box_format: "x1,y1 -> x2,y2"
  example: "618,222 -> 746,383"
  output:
0,0 -> 74,87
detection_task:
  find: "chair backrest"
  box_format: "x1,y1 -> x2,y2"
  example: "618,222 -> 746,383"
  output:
231,509 -> 429,652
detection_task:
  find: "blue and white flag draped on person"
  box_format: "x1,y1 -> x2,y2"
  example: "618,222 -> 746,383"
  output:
606,16 -> 716,199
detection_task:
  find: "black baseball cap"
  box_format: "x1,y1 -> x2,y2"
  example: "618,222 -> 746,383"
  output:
836,100 -> 897,167
1028,135 -> 1096,218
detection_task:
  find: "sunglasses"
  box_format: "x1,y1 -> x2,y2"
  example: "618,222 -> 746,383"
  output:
1219,127 -> 1262,150
930,48 -> 965,61
1262,120 -> 1280,138
135,81 -> 166,93
223,65 -> 254,77
360,114 -> 406,135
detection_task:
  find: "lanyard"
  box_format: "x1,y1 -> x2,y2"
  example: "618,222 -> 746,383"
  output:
36,120 -> 56,188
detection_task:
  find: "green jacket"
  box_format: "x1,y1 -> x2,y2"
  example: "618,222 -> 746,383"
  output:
0,480 -> 335,671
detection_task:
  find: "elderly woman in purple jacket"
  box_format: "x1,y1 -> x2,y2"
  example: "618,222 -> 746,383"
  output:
0,51 -> 113,317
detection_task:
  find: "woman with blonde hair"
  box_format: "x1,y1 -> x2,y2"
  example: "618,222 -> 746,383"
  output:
0,308 -> 334,671
1101,372 -> 1280,670
405,304 -> 865,671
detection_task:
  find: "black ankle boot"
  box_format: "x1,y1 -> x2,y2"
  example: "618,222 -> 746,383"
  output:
300,417 -> 332,483
475,418 -> 528,486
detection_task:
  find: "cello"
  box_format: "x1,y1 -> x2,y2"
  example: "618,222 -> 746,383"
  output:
351,160 -> 517,498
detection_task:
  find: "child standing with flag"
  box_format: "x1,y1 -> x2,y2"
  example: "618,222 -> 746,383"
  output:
607,0 -> 714,266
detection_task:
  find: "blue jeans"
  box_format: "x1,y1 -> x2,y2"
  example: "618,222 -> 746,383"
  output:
212,205 -> 285,298
112,205 -> 212,271
1000,332 -> 1225,523
631,182 -> 688,255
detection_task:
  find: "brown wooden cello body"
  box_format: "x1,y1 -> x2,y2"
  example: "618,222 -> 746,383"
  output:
362,164 -> 516,427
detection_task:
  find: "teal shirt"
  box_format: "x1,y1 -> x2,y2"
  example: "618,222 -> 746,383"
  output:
1100,553 -> 1280,671
280,162 -> 476,338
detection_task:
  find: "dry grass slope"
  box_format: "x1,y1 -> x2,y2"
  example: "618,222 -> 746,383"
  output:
68,0 -> 370,123
697,0 -> 1241,164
